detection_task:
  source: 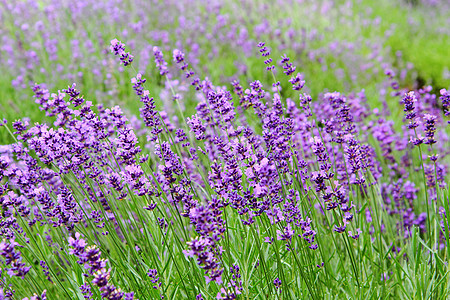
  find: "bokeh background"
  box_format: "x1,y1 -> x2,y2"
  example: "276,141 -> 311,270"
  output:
1,0 -> 449,141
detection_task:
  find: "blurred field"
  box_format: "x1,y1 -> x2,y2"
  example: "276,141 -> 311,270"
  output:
0,0 -> 449,144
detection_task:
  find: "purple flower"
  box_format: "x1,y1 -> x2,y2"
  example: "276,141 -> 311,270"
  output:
187,115 -> 206,140
289,73 -> 306,91
131,74 -> 146,96
196,294 -> 204,300
402,92 -> 419,129
173,49 -> 192,78
280,54 -> 296,76
348,228 -> 362,239
80,283 -> 93,300
258,42 -> 275,71
229,264 -> 243,295
40,260 -> 52,282
277,223 -> 294,241
440,89 -> 450,123
68,233 -> 134,298
110,39 -> 133,67
0,239 -> 31,279
422,114 -> 437,145
273,277 -> 282,289
147,269 -> 162,289
153,46 -> 169,76
334,224 -> 346,233
63,83 -> 84,107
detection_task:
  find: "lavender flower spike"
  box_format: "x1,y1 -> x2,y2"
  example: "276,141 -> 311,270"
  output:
401,91 -> 418,129
110,39 -> 133,67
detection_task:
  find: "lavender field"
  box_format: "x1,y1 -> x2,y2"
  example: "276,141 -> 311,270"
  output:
0,0 -> 450,299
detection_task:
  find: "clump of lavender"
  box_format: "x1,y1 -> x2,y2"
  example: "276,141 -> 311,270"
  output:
0,239 -> 30,279
184,197 -> 226,284
68,233 -> 135,299
1,24 -> 450,299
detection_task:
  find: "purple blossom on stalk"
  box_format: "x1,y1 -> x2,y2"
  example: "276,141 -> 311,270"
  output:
229,264 -> 243,295
110,39 -> 133,67
39,260 -> 52,283
409,135 -> 424,146
187,114 -> 206,140
63,83 -> 84,107
124,292 -> 135,300
216,288 -> 236,300
173,49 -> 187,69
12,119 -> 29,135
0,239 -> 31,278
144,203 -> 157,211
258,42 -> 275,71
115,125 -> 141,165
80,283 -> 93,300
153,46 -> 169,76
298,217 -> 318,250
173,49 -> 194,79
131,74 -> 146,96
402,92 -> 419,129
21,290 -> 47,300
277,223 -> 294,241
264,237 -> 274,244
147,269 -> 162,289
424,163 -> 447,189
68,233 -> 134,299
184,197 -> 226,285
348,228 -> 362,239
334,224 -> 346,233
196,294 -> 204,300
122,164 -> 150,196
280,54 -> 296,76
439,207 -> 449,240
184,236 -> 224,285
140,92 -> 163,141
422,114 -> 437,145
440,89 -> 450,123
310,137 -> 329,165
289,73 -> 306,91
125,56 -> 163,143
384,68 -> 401,97
273,277 -> 282,289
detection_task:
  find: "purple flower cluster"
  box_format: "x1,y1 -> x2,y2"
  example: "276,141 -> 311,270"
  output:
184,196 -> 226,284
69,233 -> 135,300
0,239 -> 30,279
1,16 -> 450,296
110,39 -> 134,67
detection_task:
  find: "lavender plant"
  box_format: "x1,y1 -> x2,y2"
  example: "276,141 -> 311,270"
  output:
0,33 -> 449,299
1,0 -> 450,299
